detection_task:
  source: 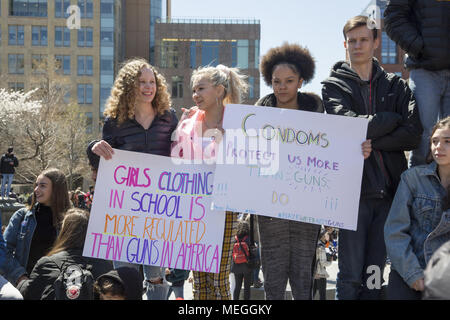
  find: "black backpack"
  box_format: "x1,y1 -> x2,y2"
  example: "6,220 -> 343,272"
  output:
49,259 -> 95,300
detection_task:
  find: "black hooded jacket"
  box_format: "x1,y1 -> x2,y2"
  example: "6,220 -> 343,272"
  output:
321,58 -> 422,198
384,0 -> 450,71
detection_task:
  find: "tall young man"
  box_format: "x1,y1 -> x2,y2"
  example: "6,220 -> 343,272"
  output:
321,15 -> 422,300
384,0 -> 450,167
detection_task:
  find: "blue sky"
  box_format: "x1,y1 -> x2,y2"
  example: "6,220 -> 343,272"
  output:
170,0 -> 370,97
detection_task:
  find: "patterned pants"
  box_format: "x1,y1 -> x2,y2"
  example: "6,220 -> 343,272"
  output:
192,211 -> 238,300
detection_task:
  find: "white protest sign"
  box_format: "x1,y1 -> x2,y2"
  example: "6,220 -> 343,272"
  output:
82,149 -> 225,273
211,104 -> 368,231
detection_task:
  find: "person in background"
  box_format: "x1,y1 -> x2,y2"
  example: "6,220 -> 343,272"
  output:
2,168 -> 72,286
0,209 -> 23,300
384,116 -> 450,299
384,0 -> 450,167
321,15 -> 422,300
90,57 -> 178,300
1,147 -> 19,200
313,228 -> 332,300
16,208 -> 113,299
423,240 -> 450,300
231,220 -> 253,300
94,267 -> 143,300
165,268 -> 190,300
171,64 -> 249,300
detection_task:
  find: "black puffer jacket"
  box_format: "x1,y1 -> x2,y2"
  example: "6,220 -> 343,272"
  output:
255,91 -> 324,113
384,0 -> 450,71
17,249 -> 113,300
102,108 -> 178,156
322,58 -> 422,198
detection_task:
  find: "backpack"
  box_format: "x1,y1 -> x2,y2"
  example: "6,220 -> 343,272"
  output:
51,260 -> 95,300
232,235 -> 250,265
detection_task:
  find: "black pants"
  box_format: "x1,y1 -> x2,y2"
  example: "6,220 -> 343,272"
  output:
313,278 -> 327,300
386,269 -> 422,300
234,271 -> 252,300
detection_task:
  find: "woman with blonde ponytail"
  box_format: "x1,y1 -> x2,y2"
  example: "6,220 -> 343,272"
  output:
171,64 -> 248,300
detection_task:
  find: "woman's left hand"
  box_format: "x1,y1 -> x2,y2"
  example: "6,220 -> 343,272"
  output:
361,139 -> 372,159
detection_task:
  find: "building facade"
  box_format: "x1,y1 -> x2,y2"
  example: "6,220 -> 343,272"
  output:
154,17 -> 261,115
0,0 -> 128,134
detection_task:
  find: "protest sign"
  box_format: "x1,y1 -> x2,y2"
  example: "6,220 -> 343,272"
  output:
82,149 -> 225,273
211,104 -> 368,231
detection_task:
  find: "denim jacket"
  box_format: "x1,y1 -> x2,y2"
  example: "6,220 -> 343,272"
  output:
0,211 -> 6,274
2,206 -> 38,284
384,161 -> 450,287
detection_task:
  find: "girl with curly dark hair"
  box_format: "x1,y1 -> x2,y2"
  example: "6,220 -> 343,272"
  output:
256,43 -> 323,300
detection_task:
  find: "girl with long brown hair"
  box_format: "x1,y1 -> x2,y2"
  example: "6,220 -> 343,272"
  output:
3,168 -> 71,286
16,208 -> 112,299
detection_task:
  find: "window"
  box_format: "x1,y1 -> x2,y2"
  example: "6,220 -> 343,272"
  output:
8,25 -> 24,45
171,76 -> 183,99
78,0 -> 93,18
32,54 -> 47,74
8,54 -> 24,74
100,85 -> 111,113
77,55 -> 93,75
55,26 -> 70,47
190,41 -> 197,68
54,0 -> 70,18
254,40 -> 260,69
248,77 -> 255,99
100,55 -> 114,75
32,26 -> 48,46
100,29 -> 114,46
100,1 -> 113,17
237,40 -> 249,69
55,55 -> 70,75
160,40 -> 179,68
78,84 -> 93,104
8,82 -> 24,91
382,32 -> 397,64
9,0 -> 47,17
201,41 -> 220,67
78,27 -> 93,47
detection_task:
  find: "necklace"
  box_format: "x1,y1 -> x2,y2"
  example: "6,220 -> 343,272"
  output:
202,118 -> 223,141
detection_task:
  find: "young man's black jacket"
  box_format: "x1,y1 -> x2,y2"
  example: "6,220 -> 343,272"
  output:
0,153 -> 19,174
321,58 -> 423,199
384,0 -> 450,71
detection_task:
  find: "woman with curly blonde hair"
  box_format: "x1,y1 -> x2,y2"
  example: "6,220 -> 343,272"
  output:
90,57 -> 178,300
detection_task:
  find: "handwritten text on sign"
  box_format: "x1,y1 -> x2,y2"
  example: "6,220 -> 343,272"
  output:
212,104 -> 368,231
83,149 -> 226,273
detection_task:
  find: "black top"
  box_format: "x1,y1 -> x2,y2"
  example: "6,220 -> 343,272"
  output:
102,108 -> 178,156
384,0 -> 450,71
0,153 -> 19,174
27,204 -> 57,275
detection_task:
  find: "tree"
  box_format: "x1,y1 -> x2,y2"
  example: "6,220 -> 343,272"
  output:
0,60 -> 95,188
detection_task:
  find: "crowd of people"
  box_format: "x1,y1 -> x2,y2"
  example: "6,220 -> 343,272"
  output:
0,2 -> 450,300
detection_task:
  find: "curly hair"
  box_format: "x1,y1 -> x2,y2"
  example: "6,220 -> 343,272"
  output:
236,220 -> 250,239
103,58 -> 172,125
260,42 -> 316,86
